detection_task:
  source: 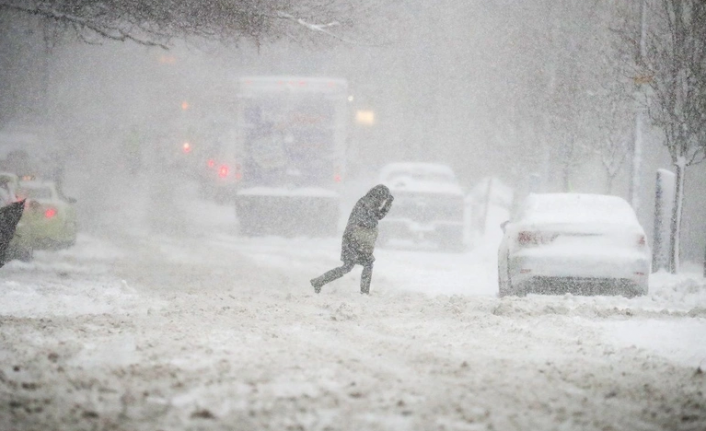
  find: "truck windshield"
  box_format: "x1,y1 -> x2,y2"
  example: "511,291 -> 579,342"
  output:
241,94 -> 335,187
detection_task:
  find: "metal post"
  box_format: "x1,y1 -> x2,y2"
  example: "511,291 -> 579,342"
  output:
653,169 -> 675,272
652,172 -> 663,270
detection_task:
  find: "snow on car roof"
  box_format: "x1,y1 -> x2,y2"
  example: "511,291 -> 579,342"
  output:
521,193 -> 640,226
18,180 -> 55,189
379,162 -> 463,195
17,180 -> 57,195
16,181 -> 57,200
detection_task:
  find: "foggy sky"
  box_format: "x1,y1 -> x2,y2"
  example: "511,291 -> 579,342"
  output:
0,0 -> 704,261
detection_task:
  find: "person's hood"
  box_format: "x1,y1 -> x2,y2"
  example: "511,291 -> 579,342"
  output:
364,184 -> 391,203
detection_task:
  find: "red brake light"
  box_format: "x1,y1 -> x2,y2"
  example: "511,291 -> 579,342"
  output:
518,231 -> 536,246
183,142 -> 191,153
219,165 -> 229,178
334,174 -> 342,183
45,207 -> 57,219
207,159 -> 215,168
517,231 -> 557,247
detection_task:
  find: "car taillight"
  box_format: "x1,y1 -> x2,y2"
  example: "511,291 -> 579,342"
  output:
183,142 -> 192,153
207,159 -> 215,168
517,231 -> 557,247
219,165 -> 229,178
518,231 -> 536,246
45,207 -> 57,219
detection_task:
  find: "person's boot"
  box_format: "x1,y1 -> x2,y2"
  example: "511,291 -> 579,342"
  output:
310,277 -> 323,294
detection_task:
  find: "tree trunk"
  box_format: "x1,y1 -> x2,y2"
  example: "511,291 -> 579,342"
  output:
668,160 -> 686,273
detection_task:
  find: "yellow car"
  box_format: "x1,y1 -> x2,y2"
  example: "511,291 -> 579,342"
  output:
15,179 -> 78,250
1,172 -> 32,261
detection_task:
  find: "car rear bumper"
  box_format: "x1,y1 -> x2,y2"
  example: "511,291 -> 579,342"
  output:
512,276 -> 646,296
17,217 -> 77,249
507,253 -> 650,296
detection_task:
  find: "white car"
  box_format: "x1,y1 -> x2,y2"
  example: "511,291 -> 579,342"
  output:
14,179 -> 78,250
378,162 -> 465,251
498,193 -> 650,297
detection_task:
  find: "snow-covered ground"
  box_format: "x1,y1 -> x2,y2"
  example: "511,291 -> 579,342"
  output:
1,177 -> 705,430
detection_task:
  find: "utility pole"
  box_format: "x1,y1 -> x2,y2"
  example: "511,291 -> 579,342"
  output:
629,0 -> 648,213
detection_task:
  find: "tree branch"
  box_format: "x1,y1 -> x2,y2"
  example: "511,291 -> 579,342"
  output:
0,2 -> 170,48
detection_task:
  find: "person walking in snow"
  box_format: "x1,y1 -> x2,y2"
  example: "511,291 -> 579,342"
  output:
0,199 -> 25,268
310,184 -> 394,295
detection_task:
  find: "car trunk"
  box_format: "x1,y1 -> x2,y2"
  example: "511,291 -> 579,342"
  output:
511,223 -> 650,279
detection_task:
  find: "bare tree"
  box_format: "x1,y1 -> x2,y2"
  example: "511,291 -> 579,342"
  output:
577,2 -> 638,195
0,0 -> 384,125
629,0 -> 706,273
588,64 -> 634,194
598,134 -> 631,193
480,0 -> 602,192
544,3 -> 602,193
0,0 -> 367,48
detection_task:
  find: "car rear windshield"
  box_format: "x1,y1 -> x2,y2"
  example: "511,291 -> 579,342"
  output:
17,187 -> 52,200
522,194 -> 638,226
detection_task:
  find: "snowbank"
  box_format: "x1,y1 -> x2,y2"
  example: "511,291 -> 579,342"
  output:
1,180 -> 705,430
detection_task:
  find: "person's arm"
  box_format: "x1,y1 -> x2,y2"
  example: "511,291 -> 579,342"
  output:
349,200 -> 377,229
375,196 -> 394,220
360,206 -> 379,228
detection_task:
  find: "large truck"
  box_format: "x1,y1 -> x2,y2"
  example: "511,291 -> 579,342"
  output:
233,76 -> 349,236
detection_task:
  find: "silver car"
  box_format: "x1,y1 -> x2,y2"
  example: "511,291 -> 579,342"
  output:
378,163 -> 465,251
498,193 -> 651,297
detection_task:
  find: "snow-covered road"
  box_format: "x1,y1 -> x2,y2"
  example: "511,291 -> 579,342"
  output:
1,183 -> 705,430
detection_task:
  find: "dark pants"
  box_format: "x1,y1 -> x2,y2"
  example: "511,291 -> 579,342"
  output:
311,260 -> 373,294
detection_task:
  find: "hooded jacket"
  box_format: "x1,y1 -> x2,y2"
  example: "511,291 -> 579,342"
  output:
341,184 -> 393,264
0,200 -> 25,268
